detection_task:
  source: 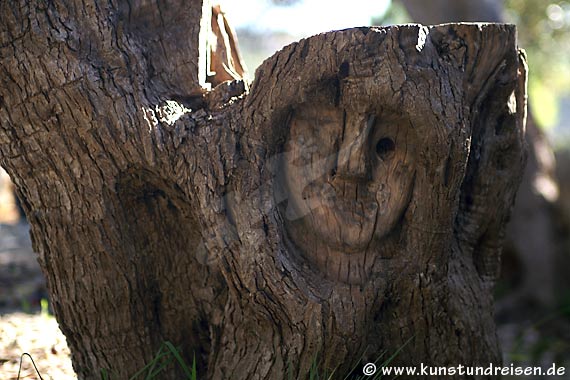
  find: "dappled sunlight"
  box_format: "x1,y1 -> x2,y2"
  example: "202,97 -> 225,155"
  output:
0,313 -> 74,380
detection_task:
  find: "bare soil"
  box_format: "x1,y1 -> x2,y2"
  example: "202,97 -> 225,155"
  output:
0,212 -> 74,378
0,312 -> 74,380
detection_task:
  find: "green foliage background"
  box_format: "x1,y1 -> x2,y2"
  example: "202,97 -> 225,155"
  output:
238,0 -> 570,136
373,0 -> 570,133
505,0 -> 570,131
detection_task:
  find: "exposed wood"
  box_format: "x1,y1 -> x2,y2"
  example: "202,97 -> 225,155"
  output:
0,1 -> 527,378
208,5 -> 247,86
400,0 -> 560,308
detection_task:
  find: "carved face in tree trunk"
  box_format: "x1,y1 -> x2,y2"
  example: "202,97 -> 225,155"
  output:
279,80 -> 416,284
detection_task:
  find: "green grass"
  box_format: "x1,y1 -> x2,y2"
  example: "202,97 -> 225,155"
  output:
294,335 -> 414,380
18,336 -> 412,380
353,335 -> 414,380
99,342 -> 197,380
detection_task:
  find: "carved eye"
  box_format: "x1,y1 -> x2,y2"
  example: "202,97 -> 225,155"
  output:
375,137 -> 395,160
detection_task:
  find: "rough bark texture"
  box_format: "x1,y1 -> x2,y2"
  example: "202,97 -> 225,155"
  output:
0,1 -> 527,379
400,0 -> 561,309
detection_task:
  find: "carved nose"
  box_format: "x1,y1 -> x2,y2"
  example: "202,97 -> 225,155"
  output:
335,113 -> 374,180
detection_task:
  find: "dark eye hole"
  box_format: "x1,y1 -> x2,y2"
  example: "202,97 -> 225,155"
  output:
376,137 -> 395,160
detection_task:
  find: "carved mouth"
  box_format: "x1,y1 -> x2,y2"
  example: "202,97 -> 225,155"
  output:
281,172 -> 413,285
294,179 -> 381,254
301,180 -> 379,220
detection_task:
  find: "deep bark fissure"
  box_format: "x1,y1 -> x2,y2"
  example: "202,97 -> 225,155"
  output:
112,169 -> 227,377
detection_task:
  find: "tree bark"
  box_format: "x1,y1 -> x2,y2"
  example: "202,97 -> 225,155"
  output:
399,0 -> 560,308
0,1 -> 527,379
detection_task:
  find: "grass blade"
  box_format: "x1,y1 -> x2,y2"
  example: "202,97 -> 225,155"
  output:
192,353 -> 197,380
129,346 -> 170,380
164,341 -> 194,379
144,344 -> 166,380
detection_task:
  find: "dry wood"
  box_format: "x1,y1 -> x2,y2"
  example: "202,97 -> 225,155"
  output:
0,1 -> 527,379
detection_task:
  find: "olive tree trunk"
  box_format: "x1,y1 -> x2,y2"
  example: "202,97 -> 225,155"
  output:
0,1 -> 527,379
401,0 -> 560,309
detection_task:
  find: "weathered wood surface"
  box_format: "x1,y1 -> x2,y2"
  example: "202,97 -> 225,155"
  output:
402,0 -> 561,311
0,1 -> 527,378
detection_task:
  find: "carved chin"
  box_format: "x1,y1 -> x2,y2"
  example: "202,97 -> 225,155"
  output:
281,180 -> 412,284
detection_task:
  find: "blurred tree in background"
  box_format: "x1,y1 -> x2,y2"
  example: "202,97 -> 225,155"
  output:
375,0 -> 570,136
505,0 -> 570,136
230,0 -> 570,139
